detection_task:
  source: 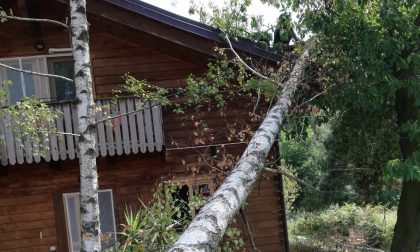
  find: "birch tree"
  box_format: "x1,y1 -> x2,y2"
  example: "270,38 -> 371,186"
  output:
69,0 -> 101,251
168,50 -> 309,251
1,1 -> 101,250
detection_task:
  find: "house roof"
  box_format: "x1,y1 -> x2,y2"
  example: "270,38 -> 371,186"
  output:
103,0 -> 282,63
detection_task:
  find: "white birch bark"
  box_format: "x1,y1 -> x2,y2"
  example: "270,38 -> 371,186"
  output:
168,50 -> 309,252
69,1 -> 101,251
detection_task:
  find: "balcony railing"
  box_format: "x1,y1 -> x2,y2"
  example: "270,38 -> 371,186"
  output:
0,97 -> 164,165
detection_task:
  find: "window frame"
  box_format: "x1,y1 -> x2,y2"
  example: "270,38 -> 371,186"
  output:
0,53 -> 86,104
62,189 -> 117,252
47,55 -> 76,102
0,55 -> 50,104
45,52 -> 96,100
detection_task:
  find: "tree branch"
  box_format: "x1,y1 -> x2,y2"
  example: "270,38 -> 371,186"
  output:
225,35 -> 271,81
36,130 -> 80,137
0,62 -> 73,82
5,13 -> 68,29
289,85 -> 332,116
200,154 -> 230,175
168,50 -> 309,251
94,100 -> 161,125
165,141 -> 247,151
264,167 -> 321,192
239,208 -> 261,252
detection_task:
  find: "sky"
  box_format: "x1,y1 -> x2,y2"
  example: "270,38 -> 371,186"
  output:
140,0 -> 281,27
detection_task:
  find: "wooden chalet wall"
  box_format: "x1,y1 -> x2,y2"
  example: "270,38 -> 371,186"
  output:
0,1 -> 287,251
0,154 -> 166,251
0,154 -> 284,251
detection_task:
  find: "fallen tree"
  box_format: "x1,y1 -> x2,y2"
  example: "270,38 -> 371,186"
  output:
168,50 -> 309,251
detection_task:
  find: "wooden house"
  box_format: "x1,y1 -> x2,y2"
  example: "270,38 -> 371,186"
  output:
0,0 -> 288,251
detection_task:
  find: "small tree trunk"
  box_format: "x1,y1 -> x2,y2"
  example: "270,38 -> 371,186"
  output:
168,51 -> 308,252
391,89 -> 420,252
69,0 -> 101,251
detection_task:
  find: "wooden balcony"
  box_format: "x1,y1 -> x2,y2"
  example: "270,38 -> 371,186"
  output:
0,97 -> 164,166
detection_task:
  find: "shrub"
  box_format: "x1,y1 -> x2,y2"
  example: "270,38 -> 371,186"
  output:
289,204 -> 396,251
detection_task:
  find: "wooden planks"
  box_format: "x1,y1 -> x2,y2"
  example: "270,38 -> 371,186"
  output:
93,98 -> 165,157
0,97 -> 164,165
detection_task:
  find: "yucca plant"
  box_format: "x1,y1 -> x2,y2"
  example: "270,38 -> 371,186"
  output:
108,184 -> 187,252
109,183 -> 244,252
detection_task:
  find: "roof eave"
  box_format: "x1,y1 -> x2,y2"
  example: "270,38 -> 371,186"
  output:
104,0 -> 282,63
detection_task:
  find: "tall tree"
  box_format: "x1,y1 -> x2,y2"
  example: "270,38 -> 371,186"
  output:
168,50 -> 309,251
271,0 -> 419,250
69,0 -> 101,251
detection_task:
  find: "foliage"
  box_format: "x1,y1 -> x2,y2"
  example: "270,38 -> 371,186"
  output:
217,226 -> 245,252
0,7 -> 6,23
189,0 -> 272,46
281,164 -> 301,212
181,52 -> 248,111
114,74 -> 171,109
108,185 -> 186,252
119,48 -> 283,117
1,97 -> 62,156
289,204 -> 396,251
324,111 -> 402,204
109,184 -> 244,252
280,121 -> 401,210
280,125 -> 329,210
289,0 -> 420,180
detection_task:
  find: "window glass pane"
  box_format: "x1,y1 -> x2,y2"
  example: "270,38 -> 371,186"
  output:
6,68 -> 23,104
51,60 -> 75,101
64,194 -> 81,252
22,64 -> 35,98
99,191 -> 117,249
22,57 -> 49,101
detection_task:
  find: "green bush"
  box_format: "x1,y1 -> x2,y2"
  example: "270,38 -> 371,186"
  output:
108,184 -> 244,252
289,204 -> 396,252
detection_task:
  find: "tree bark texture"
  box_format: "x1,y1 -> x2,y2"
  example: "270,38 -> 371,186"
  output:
391,88 -> 420,252
69,1 -> 101,251
168,51 -> 309,252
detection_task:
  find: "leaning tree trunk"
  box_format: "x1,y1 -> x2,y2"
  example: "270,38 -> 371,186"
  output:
168,50 -> 308,252
391,88 -> 420,252
69,1 -> 101,251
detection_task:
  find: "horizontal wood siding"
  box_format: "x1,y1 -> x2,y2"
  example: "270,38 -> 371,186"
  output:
0,154 -> 284,251
0,151 -> 283,251
88,32 -> 206,97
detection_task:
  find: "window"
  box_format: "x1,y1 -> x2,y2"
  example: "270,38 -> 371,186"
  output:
169,177 -> 215,219
0,55 -> 75,105
48,57 -> 75,101
0,56 -> 50,104
63,189 -> 117,252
